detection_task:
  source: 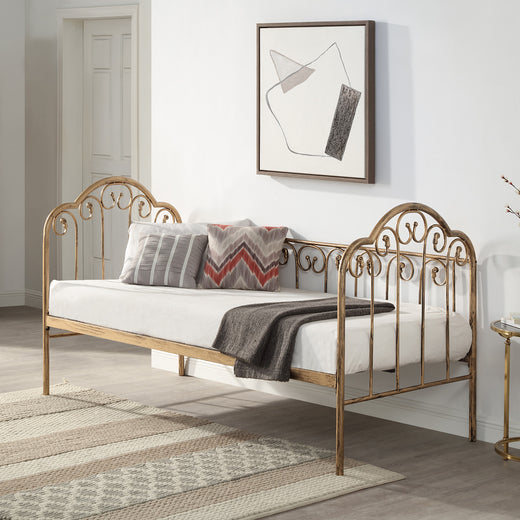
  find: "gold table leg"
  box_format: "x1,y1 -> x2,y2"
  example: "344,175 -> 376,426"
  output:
503,338 -> 510,459
494,336 -> 520,461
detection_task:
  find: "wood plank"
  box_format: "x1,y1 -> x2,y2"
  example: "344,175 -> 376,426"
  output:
45,315 -> 336,387
46,315 -> 236,366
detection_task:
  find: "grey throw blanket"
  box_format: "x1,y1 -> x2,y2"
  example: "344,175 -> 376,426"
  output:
212,297 -> 395,382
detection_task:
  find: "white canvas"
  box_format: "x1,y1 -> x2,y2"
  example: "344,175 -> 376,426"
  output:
259,24 -> 367,179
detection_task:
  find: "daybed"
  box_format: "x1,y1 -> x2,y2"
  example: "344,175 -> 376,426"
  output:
42,177 -> 477,476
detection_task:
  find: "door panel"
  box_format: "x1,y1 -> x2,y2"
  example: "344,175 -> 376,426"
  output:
83,18 -> 132,279
91,70 -> 111,157
122,34 -> 132,160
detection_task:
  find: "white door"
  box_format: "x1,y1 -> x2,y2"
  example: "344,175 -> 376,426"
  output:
83,18 -> 132,279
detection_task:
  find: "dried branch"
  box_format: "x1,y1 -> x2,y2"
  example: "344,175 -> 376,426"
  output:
502,176 -> 520,220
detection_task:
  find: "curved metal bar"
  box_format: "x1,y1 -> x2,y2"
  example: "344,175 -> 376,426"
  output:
424,223 -> 448,255
324,247 -> 346,292
385,253 -> 415,301
375,226 -> 398,257
132,194 -> 153,221
346,247 -> 382,279
427,258 -> 447,287
292,243 -> 327,292
282,241 -> 298,288
77,195 -> 106,278
447,237 -> 470,266
280,245 -> 290,267
99,182 -> 134,211
51,210 -> 79,280
51,210 -> 77,238
155,208 -> 179,224
297,244 -> 327,274
79,195 -> 101,222
396,210 -> 428,245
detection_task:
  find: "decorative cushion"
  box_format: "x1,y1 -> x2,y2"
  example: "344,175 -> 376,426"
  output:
201,225 -> 288,291
120,234 -> 208,288
120,219 -> 252,281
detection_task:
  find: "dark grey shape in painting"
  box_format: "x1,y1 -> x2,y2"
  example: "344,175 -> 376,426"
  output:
325,84 -> 361,161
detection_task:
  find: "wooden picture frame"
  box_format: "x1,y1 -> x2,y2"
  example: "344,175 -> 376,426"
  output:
257,21 -> 375,183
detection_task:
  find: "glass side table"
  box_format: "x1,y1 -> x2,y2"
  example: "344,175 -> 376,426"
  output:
490,320 -> 520,461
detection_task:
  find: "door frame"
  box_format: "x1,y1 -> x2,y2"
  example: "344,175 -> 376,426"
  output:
56,5 -> 147,278
57,5 -> 144,203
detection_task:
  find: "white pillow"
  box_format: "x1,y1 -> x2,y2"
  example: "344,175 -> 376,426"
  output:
119,219 -> 253,281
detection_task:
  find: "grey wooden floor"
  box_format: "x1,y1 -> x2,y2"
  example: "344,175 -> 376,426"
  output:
2,306 -> 520,519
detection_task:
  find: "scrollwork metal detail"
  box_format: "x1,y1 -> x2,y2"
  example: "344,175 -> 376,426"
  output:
51,210 -> 79,279
423,224 -> 448,256
155,208 -> 179,224
100,183 -> 133,211
79,196 -> 100,221
396,211 -> 428,245
280,241 -> 345,292
347,248 -> 382,279
280,247 -> 290,267
447,238 -> 470,266
386,254 -> 415,281
375,227 -> 396,257
52,211 -> 77,237
424,258 -> 447,287
297,245 -> 326,275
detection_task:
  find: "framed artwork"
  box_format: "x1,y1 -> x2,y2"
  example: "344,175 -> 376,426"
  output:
257,21 -> 375,183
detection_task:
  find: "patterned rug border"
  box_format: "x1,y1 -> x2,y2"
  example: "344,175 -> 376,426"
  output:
0,383 -> 404,520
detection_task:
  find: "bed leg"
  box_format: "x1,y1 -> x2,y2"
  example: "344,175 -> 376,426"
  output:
469,368 -> 477,442
336,377 -> 345,476
336,406 -> 344,476
468,336 -> 477,442
43,326 -> 50,395
178,355 -> 186,376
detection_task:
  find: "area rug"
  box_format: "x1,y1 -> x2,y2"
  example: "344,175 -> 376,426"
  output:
0,383 -> 403,520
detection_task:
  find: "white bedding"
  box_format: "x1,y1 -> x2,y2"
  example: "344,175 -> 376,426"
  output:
49,279 -> 472,375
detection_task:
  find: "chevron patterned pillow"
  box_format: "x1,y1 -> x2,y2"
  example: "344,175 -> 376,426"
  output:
201,225 -> 288,291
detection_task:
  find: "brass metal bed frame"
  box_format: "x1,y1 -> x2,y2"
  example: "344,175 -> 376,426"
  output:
42,177 -> 477,476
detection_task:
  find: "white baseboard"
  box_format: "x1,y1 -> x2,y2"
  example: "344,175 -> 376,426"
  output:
0,289 -> 42,308
152,350 -> 516,445
25,289 -> 42,308
0,290 -> 26,307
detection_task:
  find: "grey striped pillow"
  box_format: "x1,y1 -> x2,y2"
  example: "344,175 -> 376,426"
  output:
120,234 -> 208,288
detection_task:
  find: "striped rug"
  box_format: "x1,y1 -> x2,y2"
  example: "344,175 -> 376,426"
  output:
0,383 -> 403,520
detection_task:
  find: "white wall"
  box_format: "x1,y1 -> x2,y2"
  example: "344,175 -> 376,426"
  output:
0,0 -> 26,306
151,0 -> 520,442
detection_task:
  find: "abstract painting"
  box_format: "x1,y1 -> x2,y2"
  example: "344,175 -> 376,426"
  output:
257,21 -> 375,183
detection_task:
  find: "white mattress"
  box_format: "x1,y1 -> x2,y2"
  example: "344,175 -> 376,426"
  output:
49,279 -> 472,375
